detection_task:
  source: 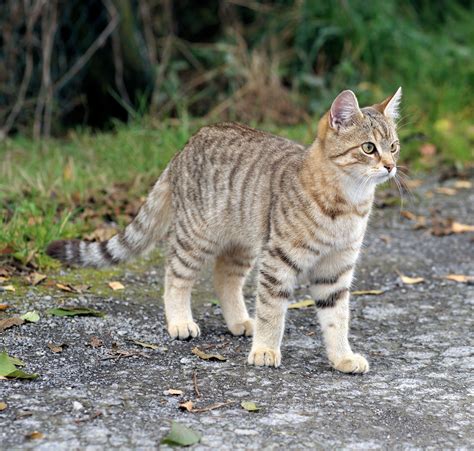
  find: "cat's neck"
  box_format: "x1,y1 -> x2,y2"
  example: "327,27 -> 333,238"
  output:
300,140 -> 375,207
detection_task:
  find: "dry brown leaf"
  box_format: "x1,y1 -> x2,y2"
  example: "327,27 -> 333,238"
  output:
0,285 -> 15,292
443,274 -> 474,283
179,401 -> 194,412
400,210 -> 417,221
27,272 -> 47,286
55,283 -> 74,293
88,336 -> 103,348
0,317 -> 24,333
63,158 -> 74,181
164,389 -> 184,396
453,180 -> 472,189
400,274 -> 425,285
451,222 -> 474,233
108,281 -> 125,291
352,290 -> 384,296
0,246 -> 14,255
55,283 -> 89,294
84,227 -> 117,242
47,343 -> 66,353
435,187 -> 457,196
192,347 -> 226,362
25,431 -> 44,440
288,299 -> 315,309
0,401 -> 7,411
0,304 -> 9,311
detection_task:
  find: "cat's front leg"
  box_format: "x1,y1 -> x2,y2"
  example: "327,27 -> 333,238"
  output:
310,265 -> 369,374
248,250 -> 298,367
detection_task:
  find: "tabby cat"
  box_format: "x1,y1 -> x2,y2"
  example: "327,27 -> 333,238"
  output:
47,88 -> 402,372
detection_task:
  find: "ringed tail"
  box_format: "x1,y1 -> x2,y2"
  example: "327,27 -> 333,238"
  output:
46,168 -> 172,268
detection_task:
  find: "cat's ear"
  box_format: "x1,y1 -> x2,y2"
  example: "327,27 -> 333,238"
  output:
378,87 -> 402,120
329,90 -> 363,130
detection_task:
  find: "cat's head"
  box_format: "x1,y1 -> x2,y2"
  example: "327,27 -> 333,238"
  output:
319,88 -> 402,186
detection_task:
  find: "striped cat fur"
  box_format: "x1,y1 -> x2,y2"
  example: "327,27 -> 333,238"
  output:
47,88 -> 402,372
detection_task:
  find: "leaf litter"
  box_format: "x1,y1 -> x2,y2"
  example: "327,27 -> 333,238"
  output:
47,306 -> 105,317
192,347 -> 226,361
161,421 -> 201,447
0,351 -> 38,380
288,299 -> 315,309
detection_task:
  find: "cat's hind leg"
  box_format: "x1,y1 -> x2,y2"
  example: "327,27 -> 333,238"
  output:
213,246 -> 255,336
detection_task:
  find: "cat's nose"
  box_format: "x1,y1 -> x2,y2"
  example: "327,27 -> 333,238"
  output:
384,163 -> 395,173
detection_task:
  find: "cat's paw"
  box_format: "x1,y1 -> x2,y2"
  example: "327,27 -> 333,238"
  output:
167,321 -> 201,340
247,347 -> 281,367
332,353 -> 369,374
228,318 -> 254,337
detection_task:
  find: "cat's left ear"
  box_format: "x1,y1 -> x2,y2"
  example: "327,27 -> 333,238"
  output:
377,87 -> 402,120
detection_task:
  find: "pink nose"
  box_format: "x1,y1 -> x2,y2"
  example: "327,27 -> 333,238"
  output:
384,163 -> 395,173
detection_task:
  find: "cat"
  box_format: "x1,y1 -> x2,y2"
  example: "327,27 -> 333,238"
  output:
47,88 -> 402,372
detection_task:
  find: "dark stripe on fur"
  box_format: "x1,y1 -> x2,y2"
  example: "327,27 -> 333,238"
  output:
269,247 -> 302,273
315,289 -> 349,308
310,265 -> 353,286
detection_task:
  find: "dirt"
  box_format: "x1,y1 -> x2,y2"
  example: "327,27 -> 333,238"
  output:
1,176 -> 473,449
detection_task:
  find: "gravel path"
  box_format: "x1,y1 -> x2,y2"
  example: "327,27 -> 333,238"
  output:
1,176 -> 473,450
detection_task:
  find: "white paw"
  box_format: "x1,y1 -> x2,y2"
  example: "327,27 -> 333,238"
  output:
332,353 -> 369,374
228,318 -> 254,337
167,321 -> 201,340
247,347 -> 281,367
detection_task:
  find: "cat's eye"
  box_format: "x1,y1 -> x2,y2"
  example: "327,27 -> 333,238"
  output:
361,142 -> 377,154
391,142 -> 399,153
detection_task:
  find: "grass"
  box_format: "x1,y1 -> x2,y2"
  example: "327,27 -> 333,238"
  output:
0,112 -> 472,270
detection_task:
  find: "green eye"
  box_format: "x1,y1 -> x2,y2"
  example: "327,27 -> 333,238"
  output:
362,142 -> 377,154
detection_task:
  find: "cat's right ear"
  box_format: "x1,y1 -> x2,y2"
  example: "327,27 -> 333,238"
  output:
329,90 -> 362,130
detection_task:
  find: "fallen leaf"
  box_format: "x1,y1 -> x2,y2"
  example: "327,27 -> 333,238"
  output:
0,401 -> 6,411
0,317 -> 24,333
84,227 -> 117,242
0,276 -> 9,283
192,347 -> 226,362
164,389 -> 184,396
108,281 -> 125,291
26,431 -> 44,440
161,421 -> 201,447
352,290 -> 384,296
26,272 -> 47,286
241,401 -> 260,412
0,351 -> 38,379
179,400 -> 194,412
435,187 -> 457,196
0,246 -> 14,255
20,311 -> 40,323
47,343 -> 66,353
288,299 -> 315,309
47,306 -> 105,317
130,340 -> 159,350
55,283 -> 89,294
453,180 -> 472,189
443,274 -> 474,283
400,210 -> 417,221
0,304 -> 9,311
399,274 -> 425,285
88,336 -> 103,348
451,222 -> 474,233
0,285 -> 15,292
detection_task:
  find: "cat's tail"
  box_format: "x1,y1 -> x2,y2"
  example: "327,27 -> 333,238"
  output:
46,168 -> 173,268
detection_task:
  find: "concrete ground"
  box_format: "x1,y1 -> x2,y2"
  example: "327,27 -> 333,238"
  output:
1,175 -> 473,450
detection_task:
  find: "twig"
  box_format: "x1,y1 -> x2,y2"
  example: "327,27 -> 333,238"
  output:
0,0 -> 46,139
189,401 -> 235,413
54,1 -> 119,93
193,370 -> 201,398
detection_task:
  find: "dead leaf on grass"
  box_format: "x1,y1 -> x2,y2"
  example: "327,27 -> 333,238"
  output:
55,283 -> 90,294
164,389 -> 184,396
192,347 -> 226,362
0,246 -> 14,255
0,276 -> 9,284
352,290 -> 384,296
0,317 -> 24,333
0,304 -> 9,311
84,227 -> 117,242
108,281 -> 125,291
26,272 -> 47,286
288,299 -> 315,309
0,285 -> 15,292
443,274 -> 474,283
